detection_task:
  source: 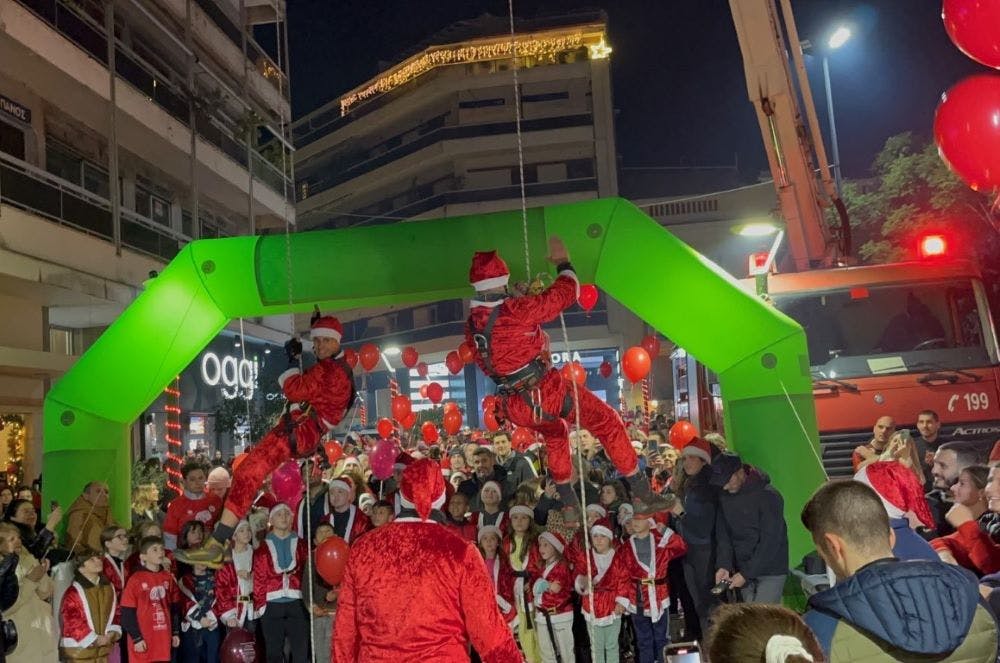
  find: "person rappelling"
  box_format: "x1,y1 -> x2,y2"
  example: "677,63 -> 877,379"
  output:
465,236 -> 671,512
176,313 -> 356,567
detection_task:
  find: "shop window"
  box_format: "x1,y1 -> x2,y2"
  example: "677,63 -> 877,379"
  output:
0,121 -> 26,161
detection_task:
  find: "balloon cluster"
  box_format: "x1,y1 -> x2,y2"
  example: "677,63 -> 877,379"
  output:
935,1 -> 1000,192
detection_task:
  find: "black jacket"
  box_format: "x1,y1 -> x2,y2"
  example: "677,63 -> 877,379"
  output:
716,467 -> 789,579
459,465 -> 513,511
679,466 -> 719,547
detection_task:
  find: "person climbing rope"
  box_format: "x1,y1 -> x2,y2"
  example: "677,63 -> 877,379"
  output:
466,236 -> 671,512
176,314 -> 356,567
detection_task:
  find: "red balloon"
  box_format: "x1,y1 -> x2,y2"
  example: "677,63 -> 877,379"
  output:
578,284 -> 599,312
419,384 -> 429,398
391,395 -> 412,422
599,360 -> 613,379
324,441 -> 343,465
220,626 -> 261,663
343,348 -> 358,369
426,382 -> 444,404
641,334 -> 661,358
421,421 -> 439,443
621,346 -> 651,383
458,341 -> 476,364
669,420 -> 699,448
483,410 -> 500,432
943,0 -> 1000,69
402,411 -> 417,429
232,452 -> 249,473
401,346 -> 419,368
443,409 -> 462,435
511,427 -> 535,451
560,361 -> 587,386
359,343 -> 380,371
416,362 -> 429,378
443,401 -> 459,414
446,351 -> 463,375
377,417 -> 394,439
315,535 -> 350,585
935,74 -> 1000,191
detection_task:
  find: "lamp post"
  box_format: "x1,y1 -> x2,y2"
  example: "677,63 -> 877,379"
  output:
823,26 -> 851,196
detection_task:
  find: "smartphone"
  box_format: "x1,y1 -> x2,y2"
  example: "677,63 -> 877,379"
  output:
665,642 -> 702,663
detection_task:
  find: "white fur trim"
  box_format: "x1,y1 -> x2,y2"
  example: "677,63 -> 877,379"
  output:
328,480 -> 351,494
270,503 -> 293,518
509,505 -> 534,518
586,504 -> 607,517
470,298 -> 505,308
398,490 -> 447,517
539,531 -> 565,554
277,367 -> 301,389
472,274 -> 510,291
854,466 -> 906,520
310,327 -> 342,341
478,525 -> 502,544
680,445 -> 712,464
590,524 -> 614,540
558,269 -> 580,299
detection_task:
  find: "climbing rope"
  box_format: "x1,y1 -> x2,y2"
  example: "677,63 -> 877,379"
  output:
507,0 -> 531,281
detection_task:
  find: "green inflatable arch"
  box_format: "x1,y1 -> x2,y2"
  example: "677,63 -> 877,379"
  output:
43,198 -> 825,562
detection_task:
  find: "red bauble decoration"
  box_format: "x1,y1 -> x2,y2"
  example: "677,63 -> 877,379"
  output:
559,361 -> 587,386
401,346 -> 419,368
669,420 -> 699,448
426,382 -> 444,404
458,342 -> 475,364
343,348 -> 358,369
416,362 -> 429,378
943,0 -> 1000,69
443,409 -> 462,435
641,334 -> 661,358
578,284 -> 599,312
421,421 -> 439,443
359,343 -> 380,371
599,360 -> 613,378
376,418 -> 394,439
621,346 -> 652,383
401,411 -> 416,429
446,351 -> 463,375
443,401 -> 459,414
391,395 -> 412,422
220,626 -> 262,663
511,427 -> 535,451
315,536 -> 350,585
934,74 -> 1000,191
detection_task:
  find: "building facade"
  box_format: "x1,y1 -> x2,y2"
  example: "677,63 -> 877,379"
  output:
0,0 -> 295,479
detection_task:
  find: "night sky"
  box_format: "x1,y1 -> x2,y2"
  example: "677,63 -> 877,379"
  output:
281,0 -> 983,181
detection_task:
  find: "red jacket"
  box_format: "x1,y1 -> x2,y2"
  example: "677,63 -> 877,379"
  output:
466,272 -> 579,377
277,355 -> 355,430
471,511 -> 510,536
618,528 -> 687,621
484,555 -> 517,628
252,534 -> 309,613
574,547 -> 630,624
931,520 -> 1000,575
102,554 -> 127,623
120,568 -> 180,663
215,550 -> 259,627
177,571 -> 219,632
60,578 -> 121,651
315,504 -> 371,544
502,533 -> 542,612
533,558 -> 574,625
444,517 -> 478,544
162,492 -> 223,550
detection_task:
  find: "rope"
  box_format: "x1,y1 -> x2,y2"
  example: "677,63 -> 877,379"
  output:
507,0 -> 531,280
777,377 -> 825,471
237,318 -> 253,449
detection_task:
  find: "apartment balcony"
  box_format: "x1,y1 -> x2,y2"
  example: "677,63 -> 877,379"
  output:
1,0 -> 294,224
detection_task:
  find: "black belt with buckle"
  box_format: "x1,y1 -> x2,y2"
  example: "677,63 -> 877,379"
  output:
494,359 -> 547,396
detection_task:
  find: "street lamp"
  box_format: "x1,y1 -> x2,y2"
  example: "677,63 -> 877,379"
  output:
823,26 -> 851,195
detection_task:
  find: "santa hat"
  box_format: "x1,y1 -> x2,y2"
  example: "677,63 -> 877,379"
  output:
590,517 -> 614,541
207,466 -> 231,489
477,525 -> 502,545
328,476 -> 355,495
310,315 -> 343,342
270,502 -> 292,519
480,480 -> 502,498
539,530 -> 567,554
854,461 -> 934,529
399,458 -> 447,520
358,494 -> 376,511
585,504 -> 607,519
469,251 -> 510,292
680,437 -> 712,464
509,505 -> 534,518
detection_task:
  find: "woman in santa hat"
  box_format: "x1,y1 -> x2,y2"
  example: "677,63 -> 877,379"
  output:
853,460 -> 938,561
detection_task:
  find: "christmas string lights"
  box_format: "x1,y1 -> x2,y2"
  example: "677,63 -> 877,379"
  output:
0,415 -> 26,486
339,28 -> 609,115
164,378 -> 184,498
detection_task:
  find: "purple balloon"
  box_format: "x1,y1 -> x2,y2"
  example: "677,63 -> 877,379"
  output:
370,439 -> 398,480
271,460 -> 304,512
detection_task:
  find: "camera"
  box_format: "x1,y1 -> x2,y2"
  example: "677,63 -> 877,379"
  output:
710,578 -> 732,596
665,641 -> 701,663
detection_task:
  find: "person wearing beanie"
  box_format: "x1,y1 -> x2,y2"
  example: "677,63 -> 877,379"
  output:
465,238 -> 672,517
534,529 -> 574,663
854,461 -> 938,563
575,518 -> 630,663
205,466 -> 231,500
253,502 -> 310,663
178,314 -> 356,567
333,459 -> 521,662
478,525 -> 517,631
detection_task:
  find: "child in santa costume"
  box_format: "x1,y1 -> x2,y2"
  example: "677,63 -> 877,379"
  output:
472,480 -> 508,533
59,548 -> 122,663
332,459 -> 521,663
444,492 -> 477,544
120,537 -> 180,663
504,504 -> 543,662
533,530 -> 574,663
465,237 -> 670,513
574,519 -> 630,663
100,525 -> 129,663
478,525 -> 517,630
253,502 -> 310,663
297,475 -> 370,543
215,520 -> 259,632
177,562 -> 220,662
178,315 -> 355,568
618,501 -> 688,663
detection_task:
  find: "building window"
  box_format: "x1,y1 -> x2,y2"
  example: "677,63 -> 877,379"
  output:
522,91 -> 569,103
458,98 -> 505,109
49,327 -> 74,355
82,162 -> 110,199
45,141 -> 85,185
0,120 -> 26,160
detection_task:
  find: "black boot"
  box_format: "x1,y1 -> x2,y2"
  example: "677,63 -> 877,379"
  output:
625,472 -> 676,512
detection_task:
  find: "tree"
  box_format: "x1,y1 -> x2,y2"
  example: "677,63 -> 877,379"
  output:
840,133 -> 999,275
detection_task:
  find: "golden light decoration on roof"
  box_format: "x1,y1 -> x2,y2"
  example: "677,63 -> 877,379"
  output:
339,27 -> 610,116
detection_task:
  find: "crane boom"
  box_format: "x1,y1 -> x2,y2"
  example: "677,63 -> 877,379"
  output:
729,0 -> 847,271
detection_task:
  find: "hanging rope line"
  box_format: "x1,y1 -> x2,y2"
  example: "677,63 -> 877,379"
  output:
507,0 -> 531,281
237,318 -> 253,448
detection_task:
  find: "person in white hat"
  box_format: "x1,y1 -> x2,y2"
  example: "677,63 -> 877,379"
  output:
534,529 -> 574,663
465,238 -> 671,514
179,314 -> 357,568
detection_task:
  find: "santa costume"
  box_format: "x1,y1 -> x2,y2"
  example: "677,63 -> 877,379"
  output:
333,459 -> 522,662
214,522 -> 259,630
533,530 -> 574,663
59,572 -> 121,662
254,503 -> 310,663
465,248 -> 666,509
575,519 -> 630,662
298,476 -> 371,543
479,525 -> 518,630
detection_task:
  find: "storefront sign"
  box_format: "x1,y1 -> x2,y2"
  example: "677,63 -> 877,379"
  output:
0,95 -> 30,124
200,352 -> 259,399
549,351 -> 583,365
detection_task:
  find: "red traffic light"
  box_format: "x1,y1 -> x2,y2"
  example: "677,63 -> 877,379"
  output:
919,234 -> 947,258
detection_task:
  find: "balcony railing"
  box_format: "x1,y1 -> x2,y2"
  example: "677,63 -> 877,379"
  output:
0,151 -> 185,261
13,0 -> 292,197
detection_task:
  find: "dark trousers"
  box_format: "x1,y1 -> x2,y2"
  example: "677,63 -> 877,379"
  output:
180,627 -> 221,663
260,600 -> 310,663
633,613 -> 669,663
682,543 -> 716,640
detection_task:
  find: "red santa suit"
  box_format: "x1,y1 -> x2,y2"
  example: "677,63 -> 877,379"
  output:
573,521 -> 630,625
162,491 -> 223,550
102,553 -> 127,624
533,531 -> 575,663
333,459 -> 522,663
471,509 -> 509,535
465,251 -> 636,483
215,546 -> 259,627
60,574 -> 121,658
478,525 -> 517,629
177,571 -> 219,632
252,531 -> 309,615
120,567 -> 180,663
227,316 -> 355,518
619,527 -> 688,622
